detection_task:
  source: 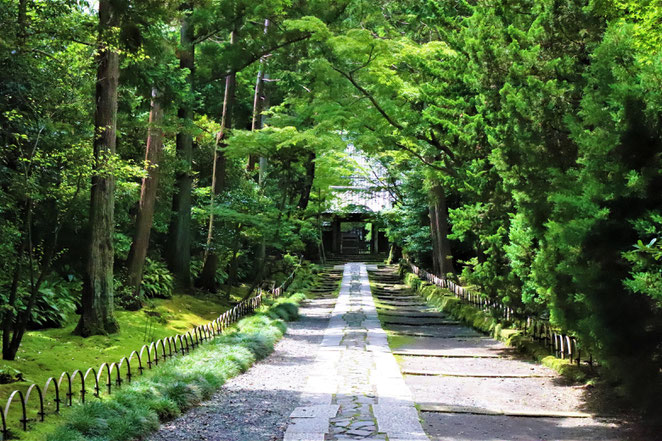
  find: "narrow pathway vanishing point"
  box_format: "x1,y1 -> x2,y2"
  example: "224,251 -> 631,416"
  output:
283,262 -> 429,441
150,262 -> 633,441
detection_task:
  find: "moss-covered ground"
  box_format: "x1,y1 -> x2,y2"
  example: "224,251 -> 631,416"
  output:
20,294 -> 305,441
1,290 -> 305,441
0,292 -> 246,400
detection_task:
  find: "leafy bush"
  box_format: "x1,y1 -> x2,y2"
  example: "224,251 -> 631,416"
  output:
141,259 -> 174,299
29,277 -> 81,329
114,282 -> 143,311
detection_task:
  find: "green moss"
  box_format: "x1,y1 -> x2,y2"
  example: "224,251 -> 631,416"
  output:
25,295 -> 303,441
387,334 -> 415,349
0,294 -> 234,405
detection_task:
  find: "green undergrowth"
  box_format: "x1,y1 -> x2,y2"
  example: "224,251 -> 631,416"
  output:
386,334 -> 415,349
402,271 -> 591,383
0,293 -> 237,401
25,293 -> 305,441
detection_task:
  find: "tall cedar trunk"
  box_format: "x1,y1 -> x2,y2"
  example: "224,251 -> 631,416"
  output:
126,88 -> 164,294
247,68 -> 265,172
298,151 -> 316,210
199,34 -> 237,292
428,182 -> 456,276
255,83 -> 270,283
17,0 -> 29,44
167,9 -> 194,290
428,201 -> 441,274
75,0 -> 120,336
257,74 -> 271,186
247,19 -> 269,172
225,223 -> 243,289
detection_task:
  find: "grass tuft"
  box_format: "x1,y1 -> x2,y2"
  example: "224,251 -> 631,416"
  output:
36,294 -> 303,441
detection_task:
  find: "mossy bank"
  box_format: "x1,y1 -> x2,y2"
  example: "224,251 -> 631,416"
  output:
21,294 -> 305,441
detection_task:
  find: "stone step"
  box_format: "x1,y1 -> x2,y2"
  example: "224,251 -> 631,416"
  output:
417,403 -> 593,419
381,319 -> 462,327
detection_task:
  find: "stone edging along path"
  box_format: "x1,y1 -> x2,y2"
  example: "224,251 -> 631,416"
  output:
283,262 -> 430,441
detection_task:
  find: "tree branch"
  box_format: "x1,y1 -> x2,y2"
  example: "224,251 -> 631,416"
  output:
333,65 -> 458,173
332,66 -> 405,131
204,33 -> 312,86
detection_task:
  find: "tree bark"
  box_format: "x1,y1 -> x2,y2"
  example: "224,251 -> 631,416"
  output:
298,151 -> 316,210
247,68 -> 265,172
126,88 -> 164,295
74,0 -> 120,337
17,0 -> 30,45
199,31 -> 237,292
428,181 -> 456,276
247,19 -> 270,172
167,8 -> 195,290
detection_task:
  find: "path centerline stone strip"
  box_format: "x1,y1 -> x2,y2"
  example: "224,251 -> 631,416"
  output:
284,262 -> 430,441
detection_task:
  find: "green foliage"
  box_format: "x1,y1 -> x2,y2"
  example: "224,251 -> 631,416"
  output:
42,298 -> 301,441
30,278 -> 81,329
2,0 -> 661,417
141,259 -> 175,299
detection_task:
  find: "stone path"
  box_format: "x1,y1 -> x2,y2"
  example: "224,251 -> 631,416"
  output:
369,265 -> 638,441
147,269 -> 341,441
147,262 -> 643,441
284,263 -> 429,441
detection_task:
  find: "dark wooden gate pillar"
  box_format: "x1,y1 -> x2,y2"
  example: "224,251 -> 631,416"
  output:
332,218 -> 341,253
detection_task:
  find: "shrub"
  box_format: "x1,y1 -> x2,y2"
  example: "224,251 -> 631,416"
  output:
29,277 -> 80,329
141,258 -> 174,299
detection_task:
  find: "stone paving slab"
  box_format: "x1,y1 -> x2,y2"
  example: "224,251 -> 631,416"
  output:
283,432 -> 327,441
290,405 -> 340,418
403,369 -> 556,378
381,319 -> 462,326
392,336 -> 514,358
373,404 -> 425,433
385,324 -> 483,338
284,263 -> 430,441
286,418 -> 332,433
421,412 -> 627,441
405,375 -> 586,414
378,311 -> 451,319
388,331 -> 486,339
418,403 -> 593,418
393,349 -> 503,358
398,354 -> 557,376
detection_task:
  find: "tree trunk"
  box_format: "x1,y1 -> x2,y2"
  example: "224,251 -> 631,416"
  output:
199,32 -> 237,292
225,223 -> 243,292
428,182 -> 456,276
298,151 -> 316,210
167,9 -> 195,290
247,19 -> 269,172
428,201 -> 441,274
17,0 -> 29,45
2,204 -> 27,360
247,68 -> 265,172
75,0 -> 120,337
126,88 -> 164,295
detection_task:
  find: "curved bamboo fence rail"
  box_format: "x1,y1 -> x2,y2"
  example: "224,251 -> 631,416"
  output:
1,267 -> 298,439
405,260 -> 593,366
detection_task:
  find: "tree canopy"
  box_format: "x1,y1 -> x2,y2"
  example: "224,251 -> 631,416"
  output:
0,0 -> 661,411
